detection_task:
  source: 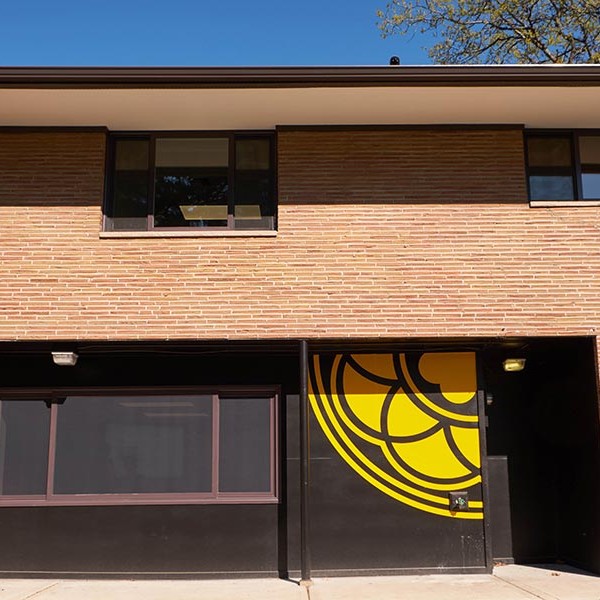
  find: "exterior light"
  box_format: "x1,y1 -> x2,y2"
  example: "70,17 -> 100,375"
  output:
503,358 -> 526,372
52,351 -> 78,367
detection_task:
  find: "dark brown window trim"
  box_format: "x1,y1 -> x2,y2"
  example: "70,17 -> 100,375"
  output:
98,230 -> 278,239
0,385 -> 280,398
110,129 -> 273,136
0,386 -> 279,508
526,128 -> 600,134
0,494 -> 279,508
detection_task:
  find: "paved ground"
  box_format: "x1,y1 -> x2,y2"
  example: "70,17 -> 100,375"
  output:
0,565 -> 598,600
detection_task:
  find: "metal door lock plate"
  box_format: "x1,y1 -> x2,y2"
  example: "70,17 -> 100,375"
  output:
449,491 -> 469,512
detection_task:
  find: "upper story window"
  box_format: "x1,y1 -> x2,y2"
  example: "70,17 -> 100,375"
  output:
104,133 -> 276,232
526,132 -> 600,202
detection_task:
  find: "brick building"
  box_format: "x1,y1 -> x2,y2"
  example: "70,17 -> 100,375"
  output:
0,66 -> 599,577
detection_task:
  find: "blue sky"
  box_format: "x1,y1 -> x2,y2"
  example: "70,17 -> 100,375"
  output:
0,0 -> 431,66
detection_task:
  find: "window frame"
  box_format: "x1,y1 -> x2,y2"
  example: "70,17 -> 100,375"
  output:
0,386 -> 279,507
103,130 -> 277,233
525,129 -> 600,204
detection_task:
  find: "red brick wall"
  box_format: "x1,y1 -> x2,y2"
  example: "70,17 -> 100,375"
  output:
0,128 -> 599,351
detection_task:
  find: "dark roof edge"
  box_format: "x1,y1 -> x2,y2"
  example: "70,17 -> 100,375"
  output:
1,65 -> 600,88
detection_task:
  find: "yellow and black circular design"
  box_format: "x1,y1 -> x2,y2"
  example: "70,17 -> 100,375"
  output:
308,352 -> 483,520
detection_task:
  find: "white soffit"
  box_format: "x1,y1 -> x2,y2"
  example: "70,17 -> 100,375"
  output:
0,86 -> 599,129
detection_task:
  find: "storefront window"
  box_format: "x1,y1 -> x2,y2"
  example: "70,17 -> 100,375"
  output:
0,390 -> 277,506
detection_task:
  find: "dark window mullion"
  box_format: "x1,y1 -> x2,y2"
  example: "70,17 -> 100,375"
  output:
528,164 -> 573,174
212,393 -> 220,497
524,130 -> 533,202
46,403 -> 58,498
573,132 -> 583,200
270,394 -> 276,497
272,133 -> 278,229
148,135 -> 157,230
102,136 -> 116,231
228,134 -> 235,228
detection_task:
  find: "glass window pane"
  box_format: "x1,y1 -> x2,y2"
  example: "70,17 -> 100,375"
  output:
236,139 -> 270,170
527,137 -> 572,167
154,138 -> 229,228
107,139 -> 150,232
54,396 -> 213,495
579,136 -> 600,165
0,401 -> 49,495
233,173 -> 275,230
156,138 -> 228,167
219,397 -> 271,493
529,175 -> 574,201
582,173 -> 600,199
233,138 -> 274,231
116,140 -> 149,170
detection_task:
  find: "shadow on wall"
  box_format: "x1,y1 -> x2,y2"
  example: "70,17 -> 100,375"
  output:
484,337 -> 600,574
0,131 -> 106,207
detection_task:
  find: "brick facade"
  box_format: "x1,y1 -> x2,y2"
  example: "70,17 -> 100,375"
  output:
0,129 -> 599,349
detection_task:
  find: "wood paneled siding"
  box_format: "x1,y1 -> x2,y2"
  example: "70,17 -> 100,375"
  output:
0,128 -> 599,354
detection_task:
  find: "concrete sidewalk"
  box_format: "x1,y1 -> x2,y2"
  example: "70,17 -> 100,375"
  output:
311,565 -> 600,600
0,565 -> 598,600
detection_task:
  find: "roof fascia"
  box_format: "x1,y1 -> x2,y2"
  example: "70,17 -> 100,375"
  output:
0,65 -> 600,88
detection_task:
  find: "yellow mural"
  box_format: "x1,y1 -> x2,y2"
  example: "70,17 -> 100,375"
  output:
308,352 -> 484,520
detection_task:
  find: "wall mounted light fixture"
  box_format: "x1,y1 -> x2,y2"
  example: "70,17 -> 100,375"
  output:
51,351 -> 78,367
503,358 -> 526,372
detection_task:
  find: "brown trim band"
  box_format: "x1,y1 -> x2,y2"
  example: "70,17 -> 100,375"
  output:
0,385 -> 280,397
0,126 -> 109,133
276,124 -> 526,132
0,494 -> 279,508
0,65 -> 600,89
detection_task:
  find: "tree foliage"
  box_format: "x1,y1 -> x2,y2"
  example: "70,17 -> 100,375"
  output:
377,0 -> 600,64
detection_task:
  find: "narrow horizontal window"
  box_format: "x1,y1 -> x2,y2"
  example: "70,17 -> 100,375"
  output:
0,390 -> 278,506
104,133 -> 276,232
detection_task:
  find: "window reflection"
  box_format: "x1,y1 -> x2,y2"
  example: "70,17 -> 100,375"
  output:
0,401 -> 49,495
105,133 -> 275,232
54,396 -> 213,494
154,138 -> 229,228
529,175 -> 574,201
